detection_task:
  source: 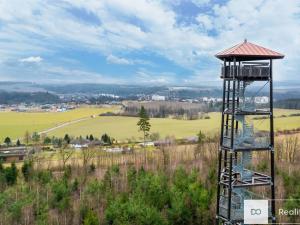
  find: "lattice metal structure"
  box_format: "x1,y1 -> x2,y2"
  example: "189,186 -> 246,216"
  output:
215,40 -> 284,225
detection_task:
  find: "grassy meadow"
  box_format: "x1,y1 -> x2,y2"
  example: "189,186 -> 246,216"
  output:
48,108 -> 300,141
48,113 -> 221,141
1,106 -> 300,142
0,106 -> 118,141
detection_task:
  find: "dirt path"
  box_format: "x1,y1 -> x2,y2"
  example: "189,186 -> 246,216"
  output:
38,117 -> 91,135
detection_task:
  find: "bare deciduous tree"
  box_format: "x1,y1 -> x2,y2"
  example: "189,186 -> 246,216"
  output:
285,135 -> 299,163
81,148 -> 96,177
59,145 -> 74,170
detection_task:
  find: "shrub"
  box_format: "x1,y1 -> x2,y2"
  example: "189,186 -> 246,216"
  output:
63,165 -> 72,179
8,200 -> 23,222
168,167 -> 213,225
149,132 -> 160,141
43,136 -> 52,145
50,180 -> 70,212
85,179 -> 104,196
36,170 -> 52,185
89,163 -> 96,174
21,160 -> 33,182
83,209 -> 99,225
132,171 -> 170,210
71,178 -> 79,192
5,162 -> 18,185
105,197 -> 167,225
101,134 -> 112,145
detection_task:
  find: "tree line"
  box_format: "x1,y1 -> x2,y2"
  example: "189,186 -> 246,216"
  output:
0,91 -> 60,104
275,98 -> 300,109
1,132 -> 114,149
123,102 -> 212,120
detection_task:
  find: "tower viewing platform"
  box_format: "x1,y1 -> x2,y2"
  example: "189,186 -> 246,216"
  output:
217,40 -> 284,81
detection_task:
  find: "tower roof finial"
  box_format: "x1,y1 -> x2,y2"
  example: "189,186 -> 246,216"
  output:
244,38 -> 247,43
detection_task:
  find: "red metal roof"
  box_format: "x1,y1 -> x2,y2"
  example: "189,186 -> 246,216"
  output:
215,40 -> 284,60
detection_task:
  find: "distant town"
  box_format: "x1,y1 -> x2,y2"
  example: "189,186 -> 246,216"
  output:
0,94 -> 270,113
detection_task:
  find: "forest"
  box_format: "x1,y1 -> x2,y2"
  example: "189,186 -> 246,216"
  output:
0,92 -> 60,104
123,101 -> 212,119
275,98 -> 300,109
0,133 -> 299,225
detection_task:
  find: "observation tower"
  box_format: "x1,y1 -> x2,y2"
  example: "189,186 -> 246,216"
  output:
215,40 -> 284,224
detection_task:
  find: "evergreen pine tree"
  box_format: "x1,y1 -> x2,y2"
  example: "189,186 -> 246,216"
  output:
4,137 -> 11,146
137,106 -> 151,147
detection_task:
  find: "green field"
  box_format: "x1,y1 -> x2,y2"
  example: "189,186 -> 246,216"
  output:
1,107 -> 300,142
255,109 -> 300,131
0,106 -> 117,141
48,108 -> 300,141
48,113 -> 221,141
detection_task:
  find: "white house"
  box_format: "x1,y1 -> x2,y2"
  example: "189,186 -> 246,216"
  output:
254,96 -> 269,104
139,141 -> 155,147
151,95 -> 166,101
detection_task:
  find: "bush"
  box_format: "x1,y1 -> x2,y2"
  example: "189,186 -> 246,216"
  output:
105,197 -> 167,225
85,179 -> 104,196
132,171 -> 170,210
101,133 -> 112,145
36,170 -> 52,185
72,178 -> 79,192
83,209 -> 99,225
4,162 -> 18,185
8,200 -> 23,222
149,132 -> 160,141
43,136 -> 52,145
89,163 -> 96,174
63,165 -> 72,179
168,167 -> 213,225
50,180 -> 70,212
168,190 -> 193,225
257,160 -> 268,172
21,160 -> 33,182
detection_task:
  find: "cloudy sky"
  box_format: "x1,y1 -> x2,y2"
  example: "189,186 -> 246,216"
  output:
0,0 -> 299,85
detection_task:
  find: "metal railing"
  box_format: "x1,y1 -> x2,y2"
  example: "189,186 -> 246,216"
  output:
221,62 -> 270,78
223,134 -> 270,149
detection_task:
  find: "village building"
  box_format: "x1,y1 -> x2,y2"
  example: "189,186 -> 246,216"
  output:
0,146 -> 28,162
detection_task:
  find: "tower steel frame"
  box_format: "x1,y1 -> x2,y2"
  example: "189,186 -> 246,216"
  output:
215,58 -> 276,225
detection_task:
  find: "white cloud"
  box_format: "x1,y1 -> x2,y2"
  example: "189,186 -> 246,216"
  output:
106,54 -> 154,66
19,56 -> 43,63
106,54 -> 133,65
0,0 -> 214,67
0,0 -> 300,82
191,0 -> 210,7
205,0 -> 300,80
136,68 -> 176,84
196,14 -> 213,30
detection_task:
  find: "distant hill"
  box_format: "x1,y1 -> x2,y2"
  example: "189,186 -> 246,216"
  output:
0,91 -> 60,104
275,98 -> 300,109
0,82 -> 47,93
0,81 -> 300,104
42,83 -> 167,96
